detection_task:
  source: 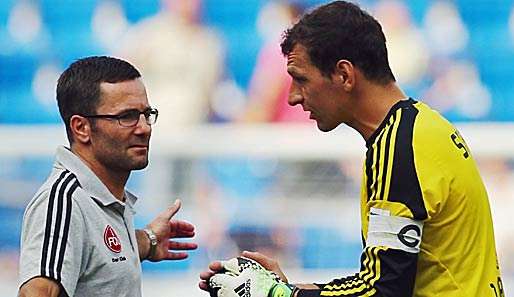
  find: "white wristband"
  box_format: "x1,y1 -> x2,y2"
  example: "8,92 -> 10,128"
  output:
143,228 -> 157,261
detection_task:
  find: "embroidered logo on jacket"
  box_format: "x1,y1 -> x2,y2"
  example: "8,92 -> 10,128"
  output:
104,225 -> 122,253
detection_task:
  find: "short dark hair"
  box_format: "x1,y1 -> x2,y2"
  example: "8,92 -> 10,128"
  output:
56,56 -> 141,143
281,1 -> 395,84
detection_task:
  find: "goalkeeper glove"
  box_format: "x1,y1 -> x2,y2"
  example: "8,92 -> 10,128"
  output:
209,257 -> 295,297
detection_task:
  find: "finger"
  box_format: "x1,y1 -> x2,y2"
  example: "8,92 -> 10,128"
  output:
242,250 -> 288,282
241,250 -> 272,267
168,241 -> 198,250
199,280 -> 211,291
170,224 -> 196,238
170,231 -> 195,239
165,251 -> 189,260
160,199 -> 181,221
199,270 -> 216,281
208,261 -> 224,272
220,257 -> 242,274
170,220 -> 195,232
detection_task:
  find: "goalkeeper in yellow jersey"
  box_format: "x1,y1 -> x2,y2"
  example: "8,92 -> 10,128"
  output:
199,1 -> 504,296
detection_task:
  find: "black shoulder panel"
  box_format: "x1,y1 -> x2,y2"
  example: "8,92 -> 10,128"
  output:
388,105 -> 428,220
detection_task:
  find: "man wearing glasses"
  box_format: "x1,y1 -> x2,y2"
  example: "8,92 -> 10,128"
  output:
18,56 -> 197,297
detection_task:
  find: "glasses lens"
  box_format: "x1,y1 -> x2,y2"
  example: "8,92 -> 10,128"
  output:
145,109 -> 158,125
118,110 -> 140,127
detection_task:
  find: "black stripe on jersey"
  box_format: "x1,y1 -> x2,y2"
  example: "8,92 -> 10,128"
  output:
366,113 -> 396,202
41,170 -> 80,280
56,180 -> 80,281
365,147 -> 374,201
366,128 -> 386,202
40,170 -> 68,276
388,105 -> 428,220
48,173 -> 75,279
364,247 -> 381,288
372,132 -> 382,201
378,114 -> 395,201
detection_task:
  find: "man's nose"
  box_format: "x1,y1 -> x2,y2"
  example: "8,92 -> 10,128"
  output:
288,92 -> 303,106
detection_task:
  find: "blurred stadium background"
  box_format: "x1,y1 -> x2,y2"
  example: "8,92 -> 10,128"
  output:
1,0 -> 514,295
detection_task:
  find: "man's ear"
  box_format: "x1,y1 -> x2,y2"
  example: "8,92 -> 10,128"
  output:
69,115 -> 92,144
334,59 -> 355,92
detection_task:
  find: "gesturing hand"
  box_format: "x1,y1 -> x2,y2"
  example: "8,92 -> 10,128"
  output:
145,199 -> 198,261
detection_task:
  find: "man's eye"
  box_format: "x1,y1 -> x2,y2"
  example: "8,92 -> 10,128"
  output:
119,111 -> 139,120
295,76 -> 307,83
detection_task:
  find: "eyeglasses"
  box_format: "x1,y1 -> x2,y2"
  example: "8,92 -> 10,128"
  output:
82,108 -> 158,127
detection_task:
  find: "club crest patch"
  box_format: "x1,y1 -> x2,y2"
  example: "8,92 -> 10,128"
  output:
104,225 -> 122,253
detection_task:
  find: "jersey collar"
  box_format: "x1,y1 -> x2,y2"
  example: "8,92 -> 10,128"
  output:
54,146 -> 138,208
366,98 -> 417,148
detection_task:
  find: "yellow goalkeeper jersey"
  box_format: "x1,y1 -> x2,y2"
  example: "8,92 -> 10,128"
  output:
297,99 -> 504,297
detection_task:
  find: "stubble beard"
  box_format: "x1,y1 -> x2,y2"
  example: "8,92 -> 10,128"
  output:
93,132 -> 150,173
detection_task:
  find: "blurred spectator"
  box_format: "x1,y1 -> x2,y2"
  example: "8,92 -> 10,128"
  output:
92,0 -> 129,52
117,0 -> 223,135
209,78 -> 247,121
373,0 -> 429,87
419,1 -> 492,120
423,0 -> 469,57
240,0 -> 309,123
5,0 -> 49,54
32,61 -> 61,109
422,60 -> 492,119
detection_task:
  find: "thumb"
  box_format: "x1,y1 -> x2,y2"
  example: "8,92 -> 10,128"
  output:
160,199 -> 181,220
220,257 -> 241,275
242,251 -> 269,266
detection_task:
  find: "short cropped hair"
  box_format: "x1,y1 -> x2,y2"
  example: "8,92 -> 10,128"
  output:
281,1 -> 395,84
56,56 -> 141,143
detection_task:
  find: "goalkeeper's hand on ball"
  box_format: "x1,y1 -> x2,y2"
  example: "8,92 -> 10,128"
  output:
208,257 -> 295,297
